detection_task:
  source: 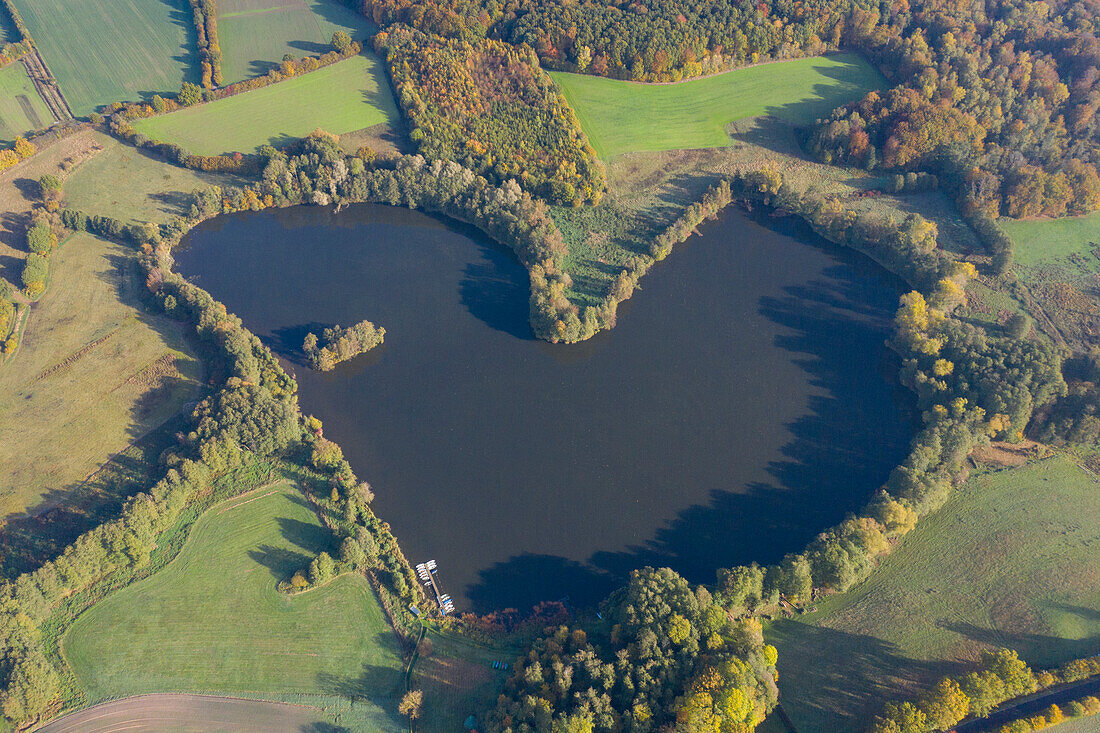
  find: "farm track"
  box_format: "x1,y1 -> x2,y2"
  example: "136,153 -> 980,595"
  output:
22,49 -> 73,123
35,693 -> 331,732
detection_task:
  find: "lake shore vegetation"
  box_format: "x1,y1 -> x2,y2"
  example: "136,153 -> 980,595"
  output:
303,320 -> 385,371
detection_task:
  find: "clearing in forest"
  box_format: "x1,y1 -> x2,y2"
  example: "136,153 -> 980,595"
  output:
0,233 -> 202,519
131,55 -> 398,155
10,0 -> 197,115
551,53 -> 884,158
1000,212 -> 1100,267
217,0 -> 374,83
0,63 -> 52,143
767,456 -> 1100,732
62,484 -> 405,720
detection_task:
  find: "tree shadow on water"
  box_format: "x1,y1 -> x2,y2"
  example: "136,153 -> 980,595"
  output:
459,258 -> 533,341
464,225 -> 915,612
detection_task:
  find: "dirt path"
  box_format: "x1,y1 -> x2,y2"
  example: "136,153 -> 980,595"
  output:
21,49 -> 73,122
35,693 -> 336,733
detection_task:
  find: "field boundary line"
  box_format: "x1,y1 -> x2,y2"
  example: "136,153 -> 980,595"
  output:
214,485 -> 285,515
33,322 -> 126,381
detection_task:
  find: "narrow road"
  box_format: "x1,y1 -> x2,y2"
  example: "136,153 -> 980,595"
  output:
954,676 -> 1100,732
35,693 -> 338,733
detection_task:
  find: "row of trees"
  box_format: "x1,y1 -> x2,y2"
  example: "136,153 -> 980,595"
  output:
0,280 -> 16,356
303,319 -> 386,371
188,0 -> 223,89
485,567 -> 779,732
376,25 -> 606,206
871,651 -> 1100,732
358,0 -> 853,82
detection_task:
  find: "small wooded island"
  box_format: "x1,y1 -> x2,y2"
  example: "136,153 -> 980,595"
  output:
303,320 -> 385,371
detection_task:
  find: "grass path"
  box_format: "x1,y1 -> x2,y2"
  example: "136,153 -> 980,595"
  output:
63,484 -> 404,722
551,53 -> 884,158
132,54 -> 397,155
767,456 -> 1100,732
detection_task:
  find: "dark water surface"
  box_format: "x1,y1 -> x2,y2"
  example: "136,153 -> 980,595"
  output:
176,203 -> 913,612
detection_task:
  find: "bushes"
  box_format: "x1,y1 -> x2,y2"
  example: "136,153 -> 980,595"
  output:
303,320 -> 385,371
20,253 -> 47,293
25,220 -> 56,255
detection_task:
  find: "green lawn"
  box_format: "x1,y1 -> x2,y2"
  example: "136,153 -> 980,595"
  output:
62,484 -> 405,717
132,54 -> 398,154
551,53 -> 884,158
10,0 -> 197,115
64,131 -> 242,224
0,62 -> 52,142
218,0 -> 375,83
767,456 -> 1100,732
1000,213 -> 1100,267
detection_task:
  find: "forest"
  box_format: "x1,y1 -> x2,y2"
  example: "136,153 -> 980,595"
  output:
352,0 -> 1100,218
376,25 -> 606,205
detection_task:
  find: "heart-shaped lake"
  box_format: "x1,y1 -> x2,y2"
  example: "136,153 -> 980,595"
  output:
176,203 -> 914,612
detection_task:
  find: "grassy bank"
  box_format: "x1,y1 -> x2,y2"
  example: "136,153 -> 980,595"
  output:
0,232 -> 201,518
63,484 -> 405,716
767,456 -> 1100,732
10,0 -> 197,114
63,131 -> 242,225
551,53 -> 884,158
131,54 -> 398,155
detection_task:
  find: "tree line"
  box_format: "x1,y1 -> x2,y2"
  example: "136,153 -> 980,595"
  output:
303,319 -> 385,371
870,650 -> 1100,732
375,25 -> 606,206
188,0 -> 223,89
485,567 -> 779,732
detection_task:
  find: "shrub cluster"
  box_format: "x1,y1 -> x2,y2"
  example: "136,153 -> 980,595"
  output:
188,0 -> 222,88
0,136 -> 36,173
886,172 -> 939,194
1031,347 -> 1100,446
303,320 -> 385,371
375,25 -> 606,205
484,567 -> 779,732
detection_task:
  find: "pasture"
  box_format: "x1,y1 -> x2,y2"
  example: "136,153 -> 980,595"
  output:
0,62 -> 52,142
0,233 -> 201,519
1000,213 -> 1100,267
131,54 -> 398,154
63,131 -> 242,224
217,0 -> 374,82
10,0 -> 197,115
767,456 -> 1100,732
62,484 -> 405,719
551,53 -> 884,158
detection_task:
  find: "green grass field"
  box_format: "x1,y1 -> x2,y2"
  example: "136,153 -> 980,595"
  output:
10,0 -> 196,115
0,233 -> 201,518
1000,213 -> 1100,267
767,456 -> 1100,732
218,0 -> 375,83
0,63 -> 52,143
551,53 -> 884,158
131,54 -> 398,154
64,131 -> 242,223
63,484 -> 405,721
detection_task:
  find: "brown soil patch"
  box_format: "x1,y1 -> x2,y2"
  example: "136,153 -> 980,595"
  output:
970,440 -> 1046,467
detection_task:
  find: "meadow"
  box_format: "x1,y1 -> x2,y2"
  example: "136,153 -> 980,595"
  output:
62,484 -> 405,721
63,131 -> 242,224
550,53 -> 884,158
131,55 -> 398,154
217,0 -> 375,82
767,456 -> 1100,732
0,232 -> 201,519
0,63 -> 51,143
1000,213 -> 1100,267
10,0 -> 196,115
